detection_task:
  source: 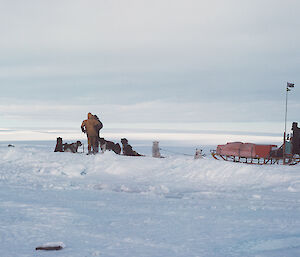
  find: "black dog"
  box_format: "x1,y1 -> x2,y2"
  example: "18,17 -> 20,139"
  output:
120,138 -> 143,156
63,141 -> 82,153
54,137 -> 63,152
99,138 -> 121,155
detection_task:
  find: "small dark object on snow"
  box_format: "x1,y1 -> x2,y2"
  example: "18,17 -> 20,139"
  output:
99,137 -> 121,154
121,138 -> 144,156
8,144 -> 15,147
35,246 -> 63,251
54,137 -> 63,152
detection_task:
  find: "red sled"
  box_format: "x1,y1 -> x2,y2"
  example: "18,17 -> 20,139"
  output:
212,142 -> 300,165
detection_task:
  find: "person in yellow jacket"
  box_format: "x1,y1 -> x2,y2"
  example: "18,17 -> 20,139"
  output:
81,113 -> 103,154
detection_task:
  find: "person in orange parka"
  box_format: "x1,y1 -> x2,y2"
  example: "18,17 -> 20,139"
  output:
81,113 -> 103,154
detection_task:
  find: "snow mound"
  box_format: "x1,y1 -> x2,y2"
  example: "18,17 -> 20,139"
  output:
0,145 -> 299,195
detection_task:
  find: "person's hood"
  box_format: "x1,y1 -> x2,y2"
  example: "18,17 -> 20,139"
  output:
88,113 -> 93,119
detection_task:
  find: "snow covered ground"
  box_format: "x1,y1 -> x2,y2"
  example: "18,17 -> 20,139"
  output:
1,141 -> 300,257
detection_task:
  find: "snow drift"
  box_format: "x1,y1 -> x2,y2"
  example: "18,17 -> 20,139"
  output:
1,144 -> 299,193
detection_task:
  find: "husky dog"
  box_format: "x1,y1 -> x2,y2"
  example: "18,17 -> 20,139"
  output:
99,138 -> 121,155
63,141 -> 82,153
121,138 -> 143,156
152,141 -> 161,158
194,149 -> 203,159
54,137 -> 63,152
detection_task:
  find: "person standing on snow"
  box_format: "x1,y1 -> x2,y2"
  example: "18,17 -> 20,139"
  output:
292,122 -> 300,154
81,113 -> 103,154
93,114 -> 103,150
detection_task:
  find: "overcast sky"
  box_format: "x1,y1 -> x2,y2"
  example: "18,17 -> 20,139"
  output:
0,0 -> 300,139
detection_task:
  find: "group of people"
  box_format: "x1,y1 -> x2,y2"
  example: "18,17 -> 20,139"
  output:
81,112 -> 142,156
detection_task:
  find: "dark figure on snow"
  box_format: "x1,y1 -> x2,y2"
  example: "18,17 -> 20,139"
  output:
121,138 -> 143,156
93,114 -> 103,150
54,137 -> 63,152
81,113 -> 103,154
292,122 -> 300,154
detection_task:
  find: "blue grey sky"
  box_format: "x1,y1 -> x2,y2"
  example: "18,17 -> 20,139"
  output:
0,0 -> 299,140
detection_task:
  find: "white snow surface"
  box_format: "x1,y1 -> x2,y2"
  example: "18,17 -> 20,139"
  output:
36,242 -> 66,248
1,141 -> 300,257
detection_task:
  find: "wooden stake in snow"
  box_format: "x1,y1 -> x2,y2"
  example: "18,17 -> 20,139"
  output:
35,242 -> 65,251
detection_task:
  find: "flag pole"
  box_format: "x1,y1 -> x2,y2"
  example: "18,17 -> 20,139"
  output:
283,85 -> 288,162
284,85 -> 288,138
283,82 -> 295,163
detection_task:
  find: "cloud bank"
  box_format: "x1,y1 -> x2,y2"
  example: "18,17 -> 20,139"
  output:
0,0 -> 299,139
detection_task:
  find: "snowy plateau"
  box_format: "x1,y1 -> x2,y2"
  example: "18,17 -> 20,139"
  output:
1,141 -> 300,257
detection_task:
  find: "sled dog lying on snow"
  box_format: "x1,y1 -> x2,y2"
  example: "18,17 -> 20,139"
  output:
99,138 -> 121,154
121,138 -> 143,156
63,141 -> 82,153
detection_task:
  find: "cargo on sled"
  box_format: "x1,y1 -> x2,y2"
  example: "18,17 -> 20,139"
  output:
210,122 -> 300,165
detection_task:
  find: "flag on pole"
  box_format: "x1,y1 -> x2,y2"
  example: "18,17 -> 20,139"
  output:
287,82 -> 295,88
